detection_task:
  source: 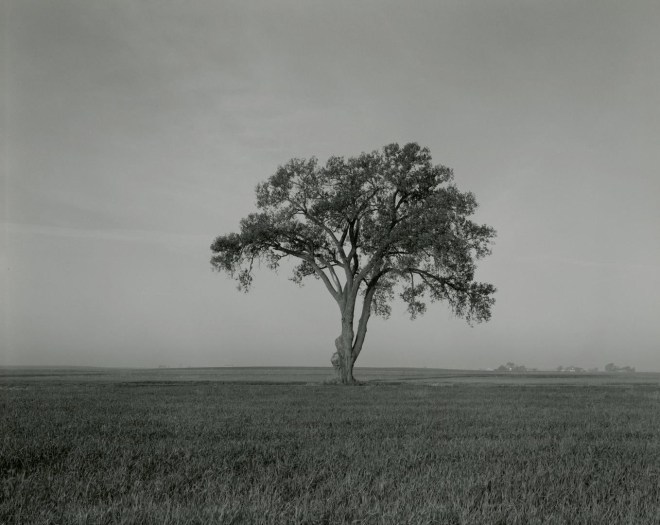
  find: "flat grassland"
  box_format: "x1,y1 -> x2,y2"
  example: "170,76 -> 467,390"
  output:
2,368 -> 660,524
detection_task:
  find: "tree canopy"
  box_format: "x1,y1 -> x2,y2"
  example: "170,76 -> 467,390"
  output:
211,143 -> 496,383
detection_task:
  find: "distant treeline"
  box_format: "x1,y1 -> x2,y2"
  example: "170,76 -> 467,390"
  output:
494,362 -> 637,373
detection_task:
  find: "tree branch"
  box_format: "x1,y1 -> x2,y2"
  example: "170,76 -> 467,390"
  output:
316,254 -> 343,294
402,268 -> 468,294
307,257 -> 341,302
303,214 -> 353,285
352,268 -> 389,358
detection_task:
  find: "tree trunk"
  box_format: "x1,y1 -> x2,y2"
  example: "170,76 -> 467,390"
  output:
332,308 -> 357,384
333,336 -> 356,384
337,350 -> 355,384
330,285 -> 379,384
333,285 -> 374,383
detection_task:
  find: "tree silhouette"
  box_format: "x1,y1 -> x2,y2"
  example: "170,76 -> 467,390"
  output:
211,143 -> 496,383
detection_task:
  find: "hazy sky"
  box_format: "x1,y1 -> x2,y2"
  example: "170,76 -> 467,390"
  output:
3,0 -> 660,371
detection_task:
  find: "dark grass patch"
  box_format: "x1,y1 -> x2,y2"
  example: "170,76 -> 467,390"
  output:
2,381 -> 660,524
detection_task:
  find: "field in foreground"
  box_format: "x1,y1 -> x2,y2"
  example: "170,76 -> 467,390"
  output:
2,370 -> 660,524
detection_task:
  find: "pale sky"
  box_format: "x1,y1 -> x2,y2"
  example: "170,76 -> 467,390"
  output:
2,0 -> 660,371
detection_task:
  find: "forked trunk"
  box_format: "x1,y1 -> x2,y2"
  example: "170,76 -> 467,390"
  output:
331,287 -> 374,384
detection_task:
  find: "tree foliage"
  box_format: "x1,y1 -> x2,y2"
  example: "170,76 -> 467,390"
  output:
212,143 -> 495,318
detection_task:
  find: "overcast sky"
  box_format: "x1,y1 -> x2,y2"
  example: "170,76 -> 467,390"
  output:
3,0 -> 659,371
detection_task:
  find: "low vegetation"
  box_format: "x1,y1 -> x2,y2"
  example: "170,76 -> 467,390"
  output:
2,375 -> 660,524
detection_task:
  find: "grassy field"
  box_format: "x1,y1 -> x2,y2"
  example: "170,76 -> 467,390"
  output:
2,368 -> 660,524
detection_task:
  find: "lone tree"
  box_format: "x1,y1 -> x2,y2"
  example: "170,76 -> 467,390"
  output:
211,143 -> 496,384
